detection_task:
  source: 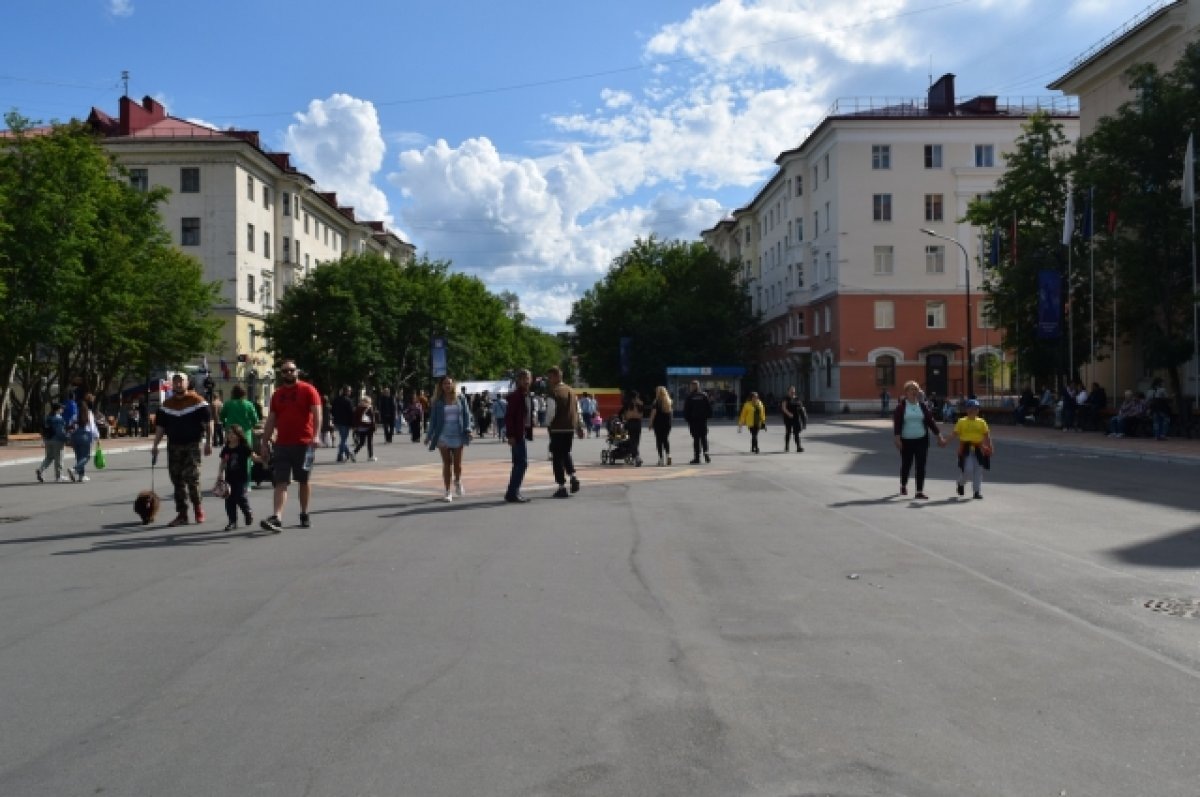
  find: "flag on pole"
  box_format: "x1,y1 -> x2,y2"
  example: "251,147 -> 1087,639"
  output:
1082,188 -> 1094,240
1182,133 -> 1194,208
989,226 -> 1000,267
219,358 -> 230,380
1062,190 -> 1075,246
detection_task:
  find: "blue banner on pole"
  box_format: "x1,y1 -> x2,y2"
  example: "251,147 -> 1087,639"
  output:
431,336 -> 447,377
1037,270 -> 1061,339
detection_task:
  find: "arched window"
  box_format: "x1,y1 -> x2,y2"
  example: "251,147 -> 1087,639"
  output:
875,355 -> 896,387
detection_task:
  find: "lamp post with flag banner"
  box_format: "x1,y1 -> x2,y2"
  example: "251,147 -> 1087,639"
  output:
922,228 -> 974,397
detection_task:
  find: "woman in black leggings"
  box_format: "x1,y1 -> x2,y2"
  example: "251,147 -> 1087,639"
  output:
648,386 -> 673,466
892,380 -> 946,499
621,390 -> 644,467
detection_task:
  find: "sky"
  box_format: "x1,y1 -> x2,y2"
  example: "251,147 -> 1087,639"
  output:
1,0 -> 1163,330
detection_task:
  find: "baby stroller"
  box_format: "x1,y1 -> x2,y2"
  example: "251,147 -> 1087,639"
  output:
600,416 -> 636,465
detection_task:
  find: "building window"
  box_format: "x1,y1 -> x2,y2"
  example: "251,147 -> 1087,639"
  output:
823,251 -> 832,281
926,245 -> 945,274
873,194 -> 892,222
875,355 -> 896,386
305,254 -> 310,268
796,312 -> 805,336
247,175 -> 255,200
814,211 -> 820,237
873,246 -> 894,275
824,306 -> 831,333
813,165 -> 819,188
304,214 -> 310,234
282,192 -> 290,216
129,168 -> 148,192
180,167 -> 200,193
181,217 -> 200,246
263,186 -> 270,209
979,300 -> 997,329
247,223 -> 255,253
294,196 -> 301,217
796,176 -> 803,196
247,274 -> 256,303
924,194 -> 944,222
826,358 -> 833,388
295,240 -> 301,264
977,353 -> 998,390
822,154 -> 829,180
824,201 -> 830,231
874,301 -> 895,329
926,301 -> 946,329
924,144 -> 942,169
796,218 -> 804,242
283,237 -> 291,262
745,227 -> 751,244
975,144 -> 995,167
264,231 -> 271,259
871,144 -> 891,169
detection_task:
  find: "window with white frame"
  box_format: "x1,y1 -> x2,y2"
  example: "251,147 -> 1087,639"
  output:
796,217 -> 804,242
129,168 -> 148,192
924,144 -> 942,168
796,311 -> 805,336
926,245 -> 945,274
873,194 -> 892,222
247,223 -> 255,253
873,246 -> 894,275
247,174 -> 255,200
875,355 -> 896,387
926,301 -> 946,328
924,194 -> 944,222
979,300 -> 997,329
871,144 -> 891,169
181,217 -> 200,246
824,201 -> 830,231
874,301 -> 895,329
282,192 -> 290,216
814,211 -> 819,237
180,167 -> 200,193
823,251 -> 832,281
264,231 -> 271,259
824,306 -> 831,334
247,274 -> 256,303
822,153 -> 829,180
975,144 -> 995,167
283,237 -> 290,262
796,176 -> 803,196
263,186 -> 270,209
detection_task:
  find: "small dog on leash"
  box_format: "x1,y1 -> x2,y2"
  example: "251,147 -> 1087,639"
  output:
134,491 -> 161,525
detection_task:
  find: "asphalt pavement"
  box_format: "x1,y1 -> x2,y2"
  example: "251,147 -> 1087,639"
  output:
0,418 -> 1197,796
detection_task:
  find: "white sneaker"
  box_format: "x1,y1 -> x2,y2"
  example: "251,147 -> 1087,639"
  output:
454,481 -> 464,497
443,491 -> 453,503
369,456 -> 378,462
80,475 -> 90,482
56,476 -> 70,482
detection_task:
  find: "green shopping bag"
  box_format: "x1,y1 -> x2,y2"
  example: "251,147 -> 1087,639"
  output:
93,443 -> 107,470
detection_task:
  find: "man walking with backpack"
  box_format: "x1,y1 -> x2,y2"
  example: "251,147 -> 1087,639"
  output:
683,380 -> 712,464
35,402 -> 70,483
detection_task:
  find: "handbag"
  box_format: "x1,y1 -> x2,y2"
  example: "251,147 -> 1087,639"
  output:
212,479 -> 230,498
93,443 -> 107,470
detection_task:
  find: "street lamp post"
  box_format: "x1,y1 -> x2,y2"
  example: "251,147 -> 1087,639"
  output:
921,228 -> 974,398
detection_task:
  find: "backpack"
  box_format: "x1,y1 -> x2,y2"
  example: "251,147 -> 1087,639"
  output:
42,417 -> 55,440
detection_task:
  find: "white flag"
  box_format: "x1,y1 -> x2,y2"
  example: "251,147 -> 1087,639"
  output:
1183,133 -> 1195,209
1061,190 -> 1074,245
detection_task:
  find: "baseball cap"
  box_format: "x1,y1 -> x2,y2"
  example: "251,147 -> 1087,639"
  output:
965,399 -> 981,409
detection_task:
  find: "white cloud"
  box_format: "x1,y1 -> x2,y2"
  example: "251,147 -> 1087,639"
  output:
108,0 -> 133,17
284,94 -> 392,224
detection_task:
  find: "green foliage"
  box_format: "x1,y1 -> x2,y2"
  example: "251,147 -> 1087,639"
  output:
263,253 -> 562,395
965,112 -> 1077,383
0,115 -> 221,408
568,237 -> 760,391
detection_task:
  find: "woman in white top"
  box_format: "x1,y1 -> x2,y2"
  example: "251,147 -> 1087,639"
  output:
69,397 -> 101,482
426,375 -> 473,502
891,380 -> 946,499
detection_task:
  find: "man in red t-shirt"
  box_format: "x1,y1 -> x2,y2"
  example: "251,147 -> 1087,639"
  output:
258,359 -> 322,532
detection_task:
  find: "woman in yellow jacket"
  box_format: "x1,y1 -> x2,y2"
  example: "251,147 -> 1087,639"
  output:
737,392 -> 767,454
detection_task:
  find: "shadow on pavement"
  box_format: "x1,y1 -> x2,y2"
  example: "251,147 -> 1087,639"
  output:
54,527 -> 254,554
1106,525 -> 1200,569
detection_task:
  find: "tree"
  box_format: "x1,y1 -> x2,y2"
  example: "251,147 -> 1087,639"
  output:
1072,42 -> 1200,414
568,237 -> 760,391
964,112 -> 1078,387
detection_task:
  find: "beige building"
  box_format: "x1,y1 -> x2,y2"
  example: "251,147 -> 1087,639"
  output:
1050,0 -> 1200,400
705,76 -> 1078,408
87,95 -> 414,401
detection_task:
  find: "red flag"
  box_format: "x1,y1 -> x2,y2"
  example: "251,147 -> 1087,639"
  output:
1106,209 -> 1118,235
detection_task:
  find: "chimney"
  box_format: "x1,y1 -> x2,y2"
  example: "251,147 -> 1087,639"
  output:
118,95 -> 167,135
928,73 -> 956,116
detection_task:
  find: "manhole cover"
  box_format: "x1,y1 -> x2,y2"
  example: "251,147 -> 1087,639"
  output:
1143,598 -> 1200,619
0,516 -> 29,524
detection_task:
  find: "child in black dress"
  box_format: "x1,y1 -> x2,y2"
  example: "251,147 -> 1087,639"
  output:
216,424 -> 257,531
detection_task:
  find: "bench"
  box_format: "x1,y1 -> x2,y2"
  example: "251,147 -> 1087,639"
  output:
1,433 -> 44,446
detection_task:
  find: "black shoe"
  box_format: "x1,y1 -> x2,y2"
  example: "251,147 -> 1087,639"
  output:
956,483 -> 965,497
553,487 -> 570,498
900,485 -> 907,496
224,521 -> 238,531
797,446 -> 804,452
703,453 -> 711,463
504,494 -> 531,503
260,515 -> 283,534
915,492 -> 929,500
973,493 -> 983,500
299,513 -> 310,528
689,459 -> 700,464
569,476 -> 580,493
35,468 -> 43,483
244,511 -> 253,526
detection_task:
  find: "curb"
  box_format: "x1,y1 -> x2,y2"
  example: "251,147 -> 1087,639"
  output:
0,443 -> 154,470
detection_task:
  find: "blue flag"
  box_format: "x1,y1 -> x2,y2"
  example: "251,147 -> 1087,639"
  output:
1036,270 -> 1062,339
1081,189 -> 1093,240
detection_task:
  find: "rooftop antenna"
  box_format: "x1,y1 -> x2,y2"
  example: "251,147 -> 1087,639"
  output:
928,55 -> 933,88
121,70 -> 129,97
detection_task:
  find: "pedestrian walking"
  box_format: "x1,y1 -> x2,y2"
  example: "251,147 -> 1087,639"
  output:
68,398 -> 101,482
546,366 -> 584,498
683,380 -> 712,463
320,395 -> 334,447
780,386 -> 808,452
211,391 -> 225,446
949,398 -> 993,500
215,423 -> 255,531
378,387 -> 398,444
893,380 -> 946,499
151,373 -> 214,526
352,395 -> 378,461
648,385 -> 673,466
579,392 -> 597,438
493,393 -> 508,439
880,388 -> 891,418
738,392 -> 767,453
220,384 -> 260,449
35,402 -> 70,483
331,386 -> 355,462
620,390 -> 645,467
426,374 -> 473,503
257,360 -> 322,532
504,370 -> 534,503
404,396 -> 424,443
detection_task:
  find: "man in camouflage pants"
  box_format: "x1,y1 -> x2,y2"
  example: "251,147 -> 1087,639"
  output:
151,373 -> 214,527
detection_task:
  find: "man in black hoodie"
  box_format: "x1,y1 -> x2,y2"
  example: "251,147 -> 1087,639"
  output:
378,387 -> 398,443
331,386 -> 356,462
682,380 -> 712,464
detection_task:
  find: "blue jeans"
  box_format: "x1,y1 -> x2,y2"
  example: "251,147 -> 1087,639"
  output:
71,430 -> 93,475
336,425 -> 352,460
506,436 -> 527,498
1152,412 -> 1170,439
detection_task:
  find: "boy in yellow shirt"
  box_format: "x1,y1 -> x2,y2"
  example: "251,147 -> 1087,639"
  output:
950,399 -> 994,499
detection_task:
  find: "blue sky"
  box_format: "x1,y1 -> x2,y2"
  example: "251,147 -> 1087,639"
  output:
2,0 -> 1160,329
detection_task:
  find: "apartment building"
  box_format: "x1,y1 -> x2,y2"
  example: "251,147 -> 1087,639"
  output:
704,75 -> 1079,409
86,95 -> 414,401
1050,0 -> 1200,399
